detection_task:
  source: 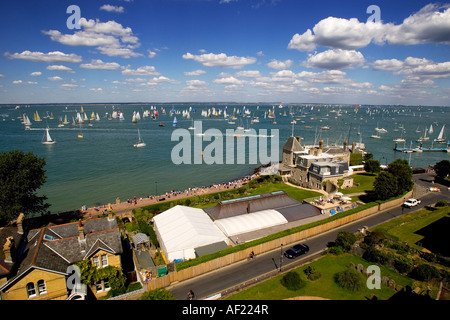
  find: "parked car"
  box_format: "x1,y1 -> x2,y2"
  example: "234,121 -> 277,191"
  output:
403,198 -> 421,208
429,187 -> 441,192
284,243 -> 309,259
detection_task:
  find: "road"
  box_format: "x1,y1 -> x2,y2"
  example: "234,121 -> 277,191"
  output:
168,173 -> 449,300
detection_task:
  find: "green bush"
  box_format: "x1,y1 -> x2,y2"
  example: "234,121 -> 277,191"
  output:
362,246 -> 390,265
409,264 -> 441,281
334,268 -> 365,291
363,231 -> 386,247
393,256 -> 413,274
328,246 -> 344,255
280,271 -> 305,291
335,231 -> 357,252
304,266 -> 322,281
141,288 -> 177,300
435,200 -> 448,207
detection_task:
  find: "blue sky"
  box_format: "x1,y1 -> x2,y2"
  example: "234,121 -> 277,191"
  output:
0,0 -> 449,105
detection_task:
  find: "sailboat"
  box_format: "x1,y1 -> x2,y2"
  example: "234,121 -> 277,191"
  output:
133,129 -> 146,148
173,117 -> 177,127
434,125 -> 446,143
77,125 -> 84,139
34,111 -> 42,122
41,128 -> 56,145
416,127 -> 429,142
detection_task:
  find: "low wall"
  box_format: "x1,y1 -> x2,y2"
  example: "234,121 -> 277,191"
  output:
147,190 -> 412,291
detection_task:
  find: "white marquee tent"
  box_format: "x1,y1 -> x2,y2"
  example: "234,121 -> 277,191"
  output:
213,209 -> 288,237
153,205 -> 230,262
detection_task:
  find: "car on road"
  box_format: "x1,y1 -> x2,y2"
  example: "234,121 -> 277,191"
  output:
403,198 -> 421,208
429,187 -> 441,192
284,243 -> 309,259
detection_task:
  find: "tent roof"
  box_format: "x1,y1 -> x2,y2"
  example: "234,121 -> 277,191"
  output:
214,209 -> 288,237
204,191 -> 300,220
153,205 -> 228,254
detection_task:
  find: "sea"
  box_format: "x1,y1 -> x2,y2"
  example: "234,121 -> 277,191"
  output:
0,103 -> 448,214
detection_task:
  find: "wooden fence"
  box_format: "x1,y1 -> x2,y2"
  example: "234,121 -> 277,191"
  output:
147,190 -> 412,291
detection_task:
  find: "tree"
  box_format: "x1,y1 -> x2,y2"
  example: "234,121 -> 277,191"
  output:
334,231 -> 357,252
141,288 -> 177,300
434,160 -> 450,179
373,171 -> 398,200
364,159 -> 381,174
387,159 -> 413,194
0,150 -> 50,225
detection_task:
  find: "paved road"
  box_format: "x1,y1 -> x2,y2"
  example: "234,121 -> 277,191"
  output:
168,173 -> 449,300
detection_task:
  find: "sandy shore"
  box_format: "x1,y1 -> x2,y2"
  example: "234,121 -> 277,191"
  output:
83,173 -> 260,218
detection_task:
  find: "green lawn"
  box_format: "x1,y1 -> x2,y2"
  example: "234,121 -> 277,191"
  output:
372,206 -> 450,251
340,172 -> 377,194
226,254 -> 413,300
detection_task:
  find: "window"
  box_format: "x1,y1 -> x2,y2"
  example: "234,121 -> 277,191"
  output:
95,281 -> 103,292
37,280 -> 47,295
101,254 -> 108,267
93,256 -> 100,268
26,282 -> 36,298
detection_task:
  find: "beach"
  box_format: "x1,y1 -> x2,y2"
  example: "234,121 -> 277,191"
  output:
83,172 -> 260,218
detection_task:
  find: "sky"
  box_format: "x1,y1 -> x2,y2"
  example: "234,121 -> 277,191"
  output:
0,0 -> 449,105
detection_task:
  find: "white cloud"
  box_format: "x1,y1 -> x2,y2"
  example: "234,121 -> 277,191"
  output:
184,69 -> 206,76
12,80 -> 37,85
213,76 -> 247,86
304,49 -> 365,69
288,4 -> 450,52
60,84 -> 79,90
372,56 -> 450,79
121,65 -> 160,76
100,4 -> 124,13
42,18 -> 141,58
30,72 -> 42,76
89,87 -> 103,92
46,65 -> 74,72
80,59 -> 121,70
267,59 -> 293,70
148,50 -> 157,58
5,50 -> 82,63
48,76 -> 64,81
182,52 -> 256,69
384,4 -> 450,45
234,70 -> 261,78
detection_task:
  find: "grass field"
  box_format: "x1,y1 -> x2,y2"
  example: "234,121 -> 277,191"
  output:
372,206 -> 450,253
226,254 -> 413,300
340,172 -> 377,195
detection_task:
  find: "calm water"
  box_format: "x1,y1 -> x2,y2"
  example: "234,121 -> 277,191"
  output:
0,103 -> 448,213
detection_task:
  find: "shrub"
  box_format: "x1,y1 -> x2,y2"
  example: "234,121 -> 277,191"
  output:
141,288 -> 177,300
409,264 -> 441,282
280,271 -> 305,291
328,246 -> 344,255
393,256 -> 413,274
335,268 -> 365,291
363,231 -> 386,247
435,200 -> 448,207
335,231 -> 357,252
362,246 -> 390,265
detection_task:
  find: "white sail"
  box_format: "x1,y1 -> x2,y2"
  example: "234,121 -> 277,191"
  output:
133,129 -> 146,148
429,124 -> 434,134
434,125 -> 446,143
42,128 -> 56,144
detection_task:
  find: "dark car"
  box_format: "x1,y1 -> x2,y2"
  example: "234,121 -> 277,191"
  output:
284,243 -> 310,259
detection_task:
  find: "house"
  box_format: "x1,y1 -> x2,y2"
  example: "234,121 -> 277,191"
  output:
0,213 -> 123,300
280,136 -> 351,190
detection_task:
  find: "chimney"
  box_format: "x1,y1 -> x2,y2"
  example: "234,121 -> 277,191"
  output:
108,211 -> 115,222
78,220 -> 85,241
17,213 -> 25,234
3,237 -> 14,263
343,140 -> 348,151
296,136 -> 302,145
319,139 -> 324,150
352,142 -> 356,154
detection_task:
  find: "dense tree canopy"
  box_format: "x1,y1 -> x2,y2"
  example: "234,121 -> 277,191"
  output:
374,171 -> 398,200
387,159 -> 413,194
364,159 -> 381,174
0,150 -> 49,225
434,160 -> 450,179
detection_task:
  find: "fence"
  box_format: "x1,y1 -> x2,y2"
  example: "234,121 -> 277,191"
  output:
147,190 -> 412,291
